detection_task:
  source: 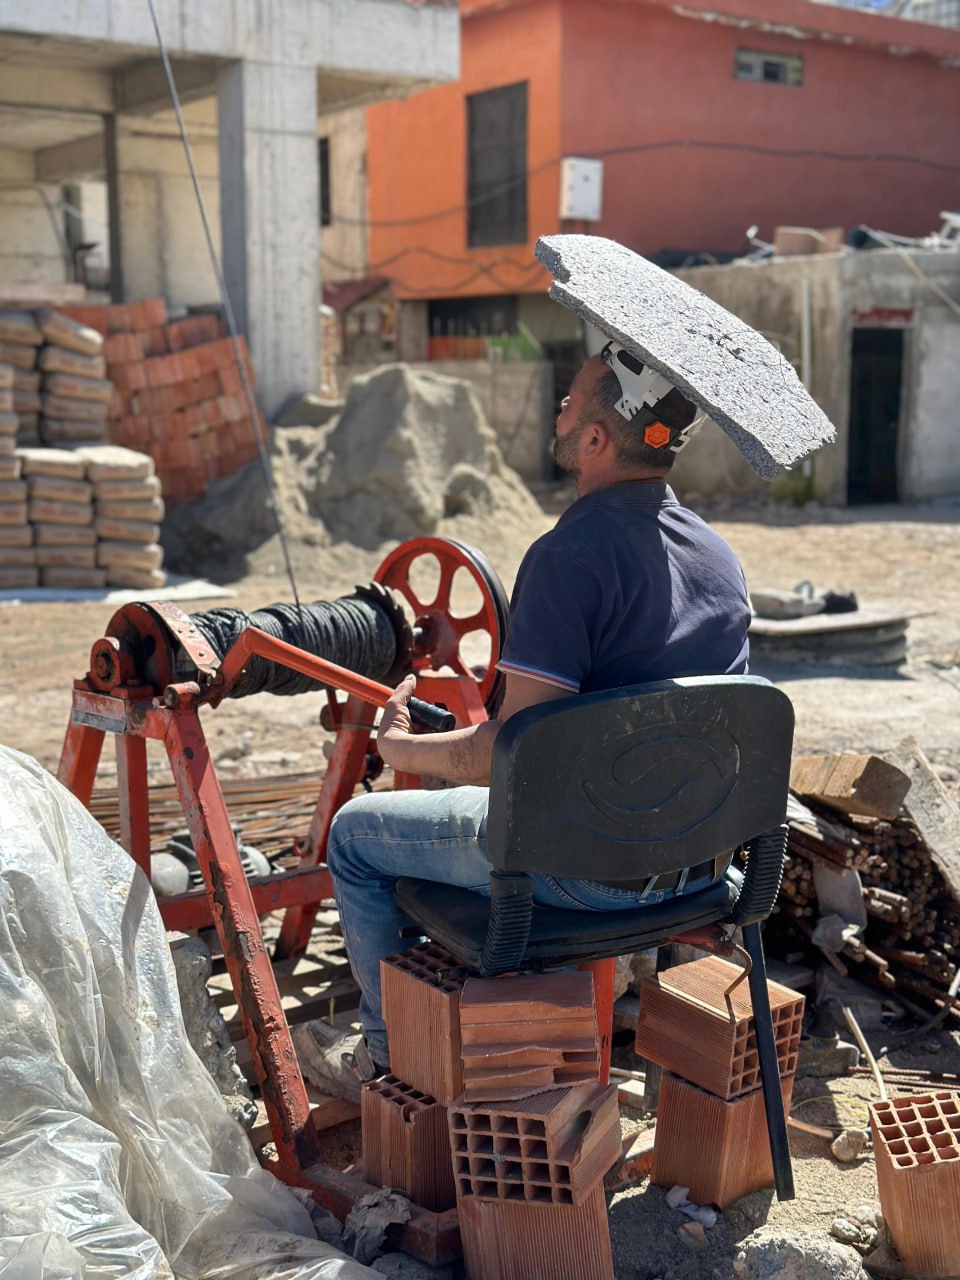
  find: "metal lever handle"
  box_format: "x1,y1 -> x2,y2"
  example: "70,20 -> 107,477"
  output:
407,697 -> 456,733
215,628 -> 457,734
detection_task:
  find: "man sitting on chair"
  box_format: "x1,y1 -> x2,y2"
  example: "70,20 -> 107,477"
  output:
294,340 -> 752,1101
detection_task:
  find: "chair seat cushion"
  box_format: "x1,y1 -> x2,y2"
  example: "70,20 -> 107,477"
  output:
394,872 -> 741,972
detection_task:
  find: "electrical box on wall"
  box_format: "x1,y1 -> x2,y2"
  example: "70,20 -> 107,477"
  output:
559,157 -> 604,222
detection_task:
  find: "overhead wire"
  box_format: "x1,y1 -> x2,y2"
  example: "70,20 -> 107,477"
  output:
329,139 -> 960,229
321,247 -> 547,296
144,0 -> 304,616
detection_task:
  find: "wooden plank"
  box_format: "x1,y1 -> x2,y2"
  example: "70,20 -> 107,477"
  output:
790,753 -> 911,820
249,1089 -> 359,1150
223,974 -> 360,1038
890,737 -> 960,902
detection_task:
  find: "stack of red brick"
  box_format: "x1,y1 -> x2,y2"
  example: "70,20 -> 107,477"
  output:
636,954 -> 804,1208
363,944 -> 619,1280
59,300 -> 264,506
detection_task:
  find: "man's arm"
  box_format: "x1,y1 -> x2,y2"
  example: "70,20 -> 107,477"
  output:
377,672 -> 571,785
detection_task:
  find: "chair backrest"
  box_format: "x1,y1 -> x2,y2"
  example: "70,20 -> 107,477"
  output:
485,675 -> 794,881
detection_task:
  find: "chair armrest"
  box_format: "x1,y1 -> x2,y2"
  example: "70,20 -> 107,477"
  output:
731,825 -> 788,927
479,871 -> 533,976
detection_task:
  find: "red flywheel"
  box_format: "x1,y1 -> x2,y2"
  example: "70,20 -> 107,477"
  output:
375,536 -> 509,715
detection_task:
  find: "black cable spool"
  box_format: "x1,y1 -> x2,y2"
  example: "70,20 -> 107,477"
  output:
185,583 -> 411,698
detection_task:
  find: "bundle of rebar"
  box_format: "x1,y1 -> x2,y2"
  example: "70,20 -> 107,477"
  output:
89,770 -> 387,860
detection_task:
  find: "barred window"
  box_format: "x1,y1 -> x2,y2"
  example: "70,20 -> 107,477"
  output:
735,49 -> 804,86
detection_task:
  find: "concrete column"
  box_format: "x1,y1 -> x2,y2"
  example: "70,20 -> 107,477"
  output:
103,114 -> 124,302
218,60 -> 320,417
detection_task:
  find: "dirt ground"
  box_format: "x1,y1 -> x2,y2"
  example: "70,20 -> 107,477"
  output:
1,491 -> 958,1278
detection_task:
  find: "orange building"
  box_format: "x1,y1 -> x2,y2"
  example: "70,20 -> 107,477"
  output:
362,0 -> 960,345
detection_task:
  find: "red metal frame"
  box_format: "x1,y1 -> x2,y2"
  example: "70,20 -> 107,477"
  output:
56,581 -> 503,1254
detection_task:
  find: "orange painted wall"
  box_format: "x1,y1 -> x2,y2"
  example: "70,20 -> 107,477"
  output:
366,0 -> 563,300
560,0 -> 960,255
366,0 -> 960,299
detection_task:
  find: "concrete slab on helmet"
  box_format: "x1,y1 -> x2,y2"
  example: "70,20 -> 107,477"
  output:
535,234 -> 836,479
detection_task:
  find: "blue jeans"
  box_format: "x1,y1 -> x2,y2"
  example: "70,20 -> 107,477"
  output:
327,785 -> 719,1066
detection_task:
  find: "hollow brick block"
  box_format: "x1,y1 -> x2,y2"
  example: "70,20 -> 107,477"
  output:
635,955 -> 803,1099
651,1071 -> 794,1207
871,1093 -> 960,1279
361,1075 -> 456,1213
459,973 -> 599,1102
382,942 -> 467,1105
457,1185 -> 613,1280
449,1081 -> 620,1206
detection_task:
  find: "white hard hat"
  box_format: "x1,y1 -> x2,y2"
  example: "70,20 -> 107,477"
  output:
587,323 -> 703,453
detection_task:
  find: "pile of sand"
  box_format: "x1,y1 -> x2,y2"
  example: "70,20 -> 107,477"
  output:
161,365 -> 552,587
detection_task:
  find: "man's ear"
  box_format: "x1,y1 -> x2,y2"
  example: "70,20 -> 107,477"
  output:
583,420 -> 611,457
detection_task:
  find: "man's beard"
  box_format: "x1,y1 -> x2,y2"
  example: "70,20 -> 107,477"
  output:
552,419 -> 586,477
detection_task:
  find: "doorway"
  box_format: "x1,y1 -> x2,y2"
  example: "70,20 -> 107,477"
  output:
847,327 -> 904,504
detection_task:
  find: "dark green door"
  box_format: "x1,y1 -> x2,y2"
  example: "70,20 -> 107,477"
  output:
847,328 -> 903,504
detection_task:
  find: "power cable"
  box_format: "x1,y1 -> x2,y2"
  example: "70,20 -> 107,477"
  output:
144,0 -> 304,615
321,239 -> 550,295
330,139 -> 960,229
322,243 -> 549,278
324,261 -> 547,299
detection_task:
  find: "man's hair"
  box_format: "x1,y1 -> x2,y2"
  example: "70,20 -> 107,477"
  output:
592,368 -> 698,471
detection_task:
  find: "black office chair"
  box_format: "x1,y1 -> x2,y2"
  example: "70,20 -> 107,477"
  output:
395,675 -> 797,1200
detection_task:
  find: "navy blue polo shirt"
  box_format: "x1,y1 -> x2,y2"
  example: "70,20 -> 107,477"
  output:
497,482 -> 750,694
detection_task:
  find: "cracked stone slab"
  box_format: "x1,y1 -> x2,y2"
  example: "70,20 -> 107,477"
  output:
536,234 -> 836,478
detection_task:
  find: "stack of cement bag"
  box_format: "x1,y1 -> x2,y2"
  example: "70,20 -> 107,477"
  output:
0,363 -> 16,459
84,445 -> 167,591
0,363 -> 32,589
0,311 -> 41,444
7,446 -> 167,592
36,311 -> 111,446
21,448 -> 100,589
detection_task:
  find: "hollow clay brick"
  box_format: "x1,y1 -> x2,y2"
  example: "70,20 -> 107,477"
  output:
382,942 -> 468,1105
635,955 -> 804,1099
871,1093 -> 960,1279
361,1075 -> 456,1213
459,974 -> 599,1102
449,1082 -> 620,1206
457,1185 -> 613,1280
651,1071 -> 794,1207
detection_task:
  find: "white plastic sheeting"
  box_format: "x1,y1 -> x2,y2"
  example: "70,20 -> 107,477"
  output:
0,746 -> 381,1280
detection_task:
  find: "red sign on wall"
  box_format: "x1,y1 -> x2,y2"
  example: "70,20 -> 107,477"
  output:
851,308 -> 915,327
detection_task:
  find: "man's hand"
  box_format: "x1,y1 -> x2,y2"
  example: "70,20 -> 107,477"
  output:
374,671 -> 570,784
377,673 -> 417,770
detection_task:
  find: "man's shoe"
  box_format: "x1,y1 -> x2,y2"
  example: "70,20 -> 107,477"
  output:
291,1021 -> 387,1104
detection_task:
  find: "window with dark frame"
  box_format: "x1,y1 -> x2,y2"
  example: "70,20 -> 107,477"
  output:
318,136 -> 331,227
467,82 -> 528,248
734,49 -> 804,86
